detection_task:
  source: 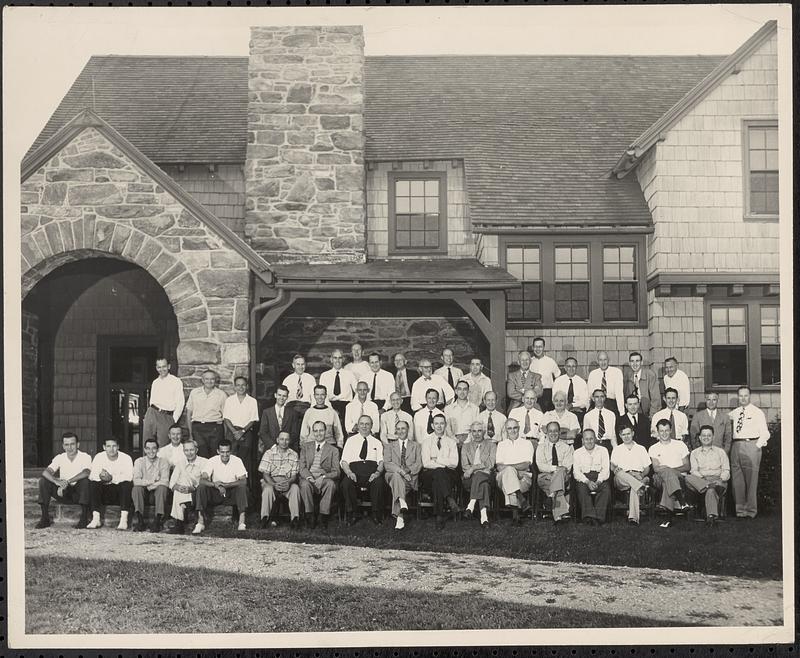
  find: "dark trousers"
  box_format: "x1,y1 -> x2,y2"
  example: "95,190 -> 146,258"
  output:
330,400 -> 348,437
340,466 -> 385,516
195,480 -> 249,513
89,480 -> 133,513
422,468 -> 455,515
463,471 -> 494,510
192,422 -> 225,458
227,427 -> 254,462
131,485 -> 170,516
575,478 -> 610,521
538,388 -> 554,413
38,477 -> 90,509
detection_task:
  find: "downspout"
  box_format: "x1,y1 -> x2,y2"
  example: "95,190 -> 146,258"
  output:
249,286 -> 287,400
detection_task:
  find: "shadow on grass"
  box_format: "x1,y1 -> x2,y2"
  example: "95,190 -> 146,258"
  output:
26,555 -> 686,634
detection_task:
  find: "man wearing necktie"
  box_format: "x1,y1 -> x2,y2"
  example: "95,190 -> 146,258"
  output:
298,421 -> 340,529
434,348 -> 464,393
477,391 -> 507,443
553,357 -> 590,426
258,386 -> 300,457
421,415 -> 460,529
572,429 -> 611,526
583,389 -> 617,453
616,394 -> 654,449
689,391 -> 732,452
380,392 -> 415,445
728,386 -> 770,519
650,388 -> 689,446
623,352 -> 661,420
413,388 -> 443,442
535,421 -> 574,524
461,421 -> 497,527
508,389 -> 544,449
587,352 -> 625,417
495,419 -> 534,524
344,381 -> 380,437
384,421 -> 422,530
340,415 -> 385,526
506,350 -> 544,411
366,352 -> 395,411
388,353 -> 419,414
411,360 -> 454,411
281,354 -> 315,417
319,349 -> 357,434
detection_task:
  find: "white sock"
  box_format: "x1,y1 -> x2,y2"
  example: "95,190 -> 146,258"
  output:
466,500 -> 476,512
120,511 -> 129,522
480,507 -> 488,522
91,511 -> 100,522
399,498 -> 408,510
395,515 -> 405,529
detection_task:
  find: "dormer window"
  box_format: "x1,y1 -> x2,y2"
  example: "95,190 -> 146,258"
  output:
388,171 -> 447,255
743,120 -> 778,220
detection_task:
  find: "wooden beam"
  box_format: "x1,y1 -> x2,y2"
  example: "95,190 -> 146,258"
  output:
487,292 -> 508,409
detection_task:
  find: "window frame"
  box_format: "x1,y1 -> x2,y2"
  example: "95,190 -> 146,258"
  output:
387,170 -> 448,255
505,242 -> 543,323
499,234 -> 647,328
742,119 -> 779,222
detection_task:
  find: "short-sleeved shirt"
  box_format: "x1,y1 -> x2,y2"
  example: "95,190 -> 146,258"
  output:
157,443 -> 187,469
47,451 -> 92,481
496,437 -> 534,466
202,454 -> 248,481
610,442 -> 651,473
258,445 -> 300,480
89,451 -> 134,484
341,434 -> 384,465
186,386 -> 227,423
223,394 -> 259,428
648,439 -> 689,469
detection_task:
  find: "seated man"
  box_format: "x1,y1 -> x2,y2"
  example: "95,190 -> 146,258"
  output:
421,414 -> 460,529
610,425 -> 652,526
300,385 -> 345,449
444,380 -> 480,444
540,391 -> 580,446
340,415 -> 385,526
384,420 -> 422,531
477,390 -> 507,443
193,438 -> 248,534
344,381 -> 381,437
259,430 -> 301,529
572,429 -> 611,526
298,421 -> 340,529
131,438 -> 171,532
685,425 -> 730,526
461,421 -> 497,527
461,357 -> 492,409
413,388 -> 443,441
157,423 -> 188,470
167,438 -> 207,534
86,437 -> 134,530
583,389 -> 617,453
380,392 -> 415,444
648,418 -> 691,528
535,421 -> 574,524
36,431 -> 92,529
495,419 -> 533,525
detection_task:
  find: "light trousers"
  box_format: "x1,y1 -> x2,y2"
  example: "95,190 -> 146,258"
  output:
385,471 -> 416,517
497,467 -> 531,506
131,484 -> 169,516
260,482 -> 301,520
653,468 -> 683,511
298,477 -> 337,515
730,440 -> 761,517
685,474 -> 727,518
614,470 -> 647,521
537,468 -> 569,518
170,490 -> 193,520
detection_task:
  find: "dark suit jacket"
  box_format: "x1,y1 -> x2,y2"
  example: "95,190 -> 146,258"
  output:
616,412 -> 653,448
689,408 -> 732,452
622,367 -> 662,418
298,441 -> 341,480
258,404 -> 301,454
387,366 -> 420,396
506,366 -> 543,410
383,439 -> 423,489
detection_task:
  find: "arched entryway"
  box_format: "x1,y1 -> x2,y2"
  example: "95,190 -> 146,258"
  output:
22,256 -> 178,467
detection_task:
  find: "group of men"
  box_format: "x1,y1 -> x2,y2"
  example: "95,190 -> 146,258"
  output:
35,338 -> 771,534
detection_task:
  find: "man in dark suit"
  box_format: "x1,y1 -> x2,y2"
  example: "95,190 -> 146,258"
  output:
617,393 -> 654,449
258,385 -> 301,456
384,420 -> 422,531
622,352 -> 662,419
387,352 -> 419,414
689,391 -> 732,453
297,421 -> 341,528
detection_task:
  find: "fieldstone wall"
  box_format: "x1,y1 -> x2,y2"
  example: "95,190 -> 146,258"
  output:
245,25 -> 366,263
20,126 -> 251,390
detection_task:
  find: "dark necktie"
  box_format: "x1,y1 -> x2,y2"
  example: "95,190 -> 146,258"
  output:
296,377 -> 303,400
437,436 -> 442,451
601,371 -> 607,396
400,441 -> 407,469
552,443 -> 559,466
736,409 -> 745,434
669,411 -> 676,439
487,412 -> 495,438
567,378 -> 574,405
371,374 -> 377,401
524,410 -> 531,435
359,437 -> 369,460
316,444 -> 321,453
427,410 -> 434,434
447,367 -> 454,389
632,414 -> 638,427
333,371 -> 341,396
598,411 -> 605,439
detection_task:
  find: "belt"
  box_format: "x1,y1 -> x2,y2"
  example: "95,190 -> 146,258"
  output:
150,405 -> 173,414
734,437 -> 759,441
192,420 -> 222,425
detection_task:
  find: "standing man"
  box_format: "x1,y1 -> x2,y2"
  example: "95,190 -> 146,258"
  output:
477,390 -> 507,443
223,376 -> 259,462
193,438 -> 249,534
344,381 -> 381,437
552,357 -> 589,426
319,349 -> 357,431
157,424 -> 187,470
461,421 -> 496,527
258,385 -> 300,455
506,350 -> 543,412
258,431 -> 301,529
434,348 -> 464,392
421,415 -> 461,529
298,421 -> 341,529
282,354 -> 316,416
380,392 -> 415,445
729,386 -> 770,519
495,419 -> 533,524
583,389 -> 617,453
387,352 -> 419,415
617,394 -> 654,449
535,421 -> 574,524
365,352 -> 396,410
131,437 -> 171,533
36,431 -> 92,529
299,385 -> 345,448
572,429 -> 611,526
143,357 -> 185,448
384,420 -> 422,531
186,369 -> 227,458
610,426 -> 652,526
445,380 -> 480,444
340,415 -> 385,526
411,359 -> 454,411
540,391 -> 580,446
651,388 -> 689,446
86,437 -> 133,530
648,419 -> 691,527
587,352 -> 625,416
663,357 -> 691,411
166,438 -> 207,535
686,425 -> 730,525
508,389 -> 544,448
529,337 -> 562,412
623,352 -> 662,420
462,357 -> 492,409
344,343 -> 372,384
690,391 -> 732,452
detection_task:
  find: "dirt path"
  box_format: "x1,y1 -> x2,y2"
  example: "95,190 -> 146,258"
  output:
25,525 -> 783,627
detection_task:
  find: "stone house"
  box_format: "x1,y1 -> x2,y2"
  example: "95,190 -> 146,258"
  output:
20,22 -> 781,466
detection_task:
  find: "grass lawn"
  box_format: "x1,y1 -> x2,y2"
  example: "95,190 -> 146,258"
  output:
204,509 -> 782,580
26,555 -> 684,633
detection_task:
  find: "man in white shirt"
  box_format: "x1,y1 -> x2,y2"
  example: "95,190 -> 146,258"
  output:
186,369 -> 227,458
506,350 -> 543,412
535,421 -> 574,524
421,415 -> 461,529
298,422 -> 341,529
434,347 -> 463,391
583,389 -> 617,453
648,419 -> 691,526
495,419 -> 533,524
650,388 -> 689,445
610,426 -> 652,525
157,424 -> 187,470
86,437 -> 134,530
508,389 -> 544,448
477,390 -> 507,443
461,357 -> 492,409
729,386 -> 770,519
414,389 -> 445,441
340,415 -> 385,526
663,357 -> 691,411
167,438 -> 207,534
364,352 -> 396,410
411,359 -> 454,411
282,354 -> 317,414
344,381 -> 381,436
530,337 -> 562,412
131,437 -> 171,533
344,343 -> 372,383
384,421 -> 422,530
319,349 -> 357,430
461,422 -> 496,527
193,438 -> 249,534
572,429 -> 611,525
300,385 -> 345,448
624,351 -> 662,419
36,431 -> 92,529
552,357 -> 589,426
540,390 -> 580,446
387,352 -> 418,414
223,376 -> 260,461
686,425 -> 731,525
587,351 -> 625,416
445,380 -> 480,444
380,392 -> 415,444
143,357 -> 185,448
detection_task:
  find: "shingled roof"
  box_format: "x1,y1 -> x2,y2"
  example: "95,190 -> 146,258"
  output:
29,52 -> 724,230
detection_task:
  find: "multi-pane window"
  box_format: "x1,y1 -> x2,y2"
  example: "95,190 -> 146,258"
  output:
505,246 -> 541,322
554,246 -> 589,321
745,123 -> 779,217
760,306 -> 780,384
603,246 -> 638,321
390,176 -> 445,253
710,306 -> 748,386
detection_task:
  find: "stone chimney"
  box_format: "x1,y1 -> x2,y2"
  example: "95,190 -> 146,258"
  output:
245,25 -> 366,264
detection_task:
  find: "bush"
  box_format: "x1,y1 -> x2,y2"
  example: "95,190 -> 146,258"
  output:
758,417 -> 782,512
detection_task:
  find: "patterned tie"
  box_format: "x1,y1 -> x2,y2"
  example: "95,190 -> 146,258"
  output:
296,378 -> 303,400
400,441 -> 407,469
601,371 -> 607,396
371,374 -> 377,401
524,410 -> 531,435
634,373 -> 640,399
359,437 -> 369,460
447,367 -> 454,389
567,378 -> 574,405
437,436 -> 442,451
736,409 -> 745,434
277,406 -> 283,428
333,371 -> 341,396
395,371 -> 405,396
552,443 -> 559,466
669,411 -> 676,440
427,410 -> 434,434
487,412 -> 495,438
598,411 -> 605,439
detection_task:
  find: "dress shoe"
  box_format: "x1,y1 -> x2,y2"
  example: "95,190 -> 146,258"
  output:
260,517 -> 269,529
290,517 -> 299,530
628,518 -> 639,526
319,514 -> 329,529
462,509 -> 475,521
132,513 -> 145,532
305,513 -> 316,529
35,516 -> 52,529
167,521 -> 185,534
149,516 -> 163,533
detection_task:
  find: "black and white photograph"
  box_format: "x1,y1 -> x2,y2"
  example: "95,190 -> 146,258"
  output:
2,3 -> 793,648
